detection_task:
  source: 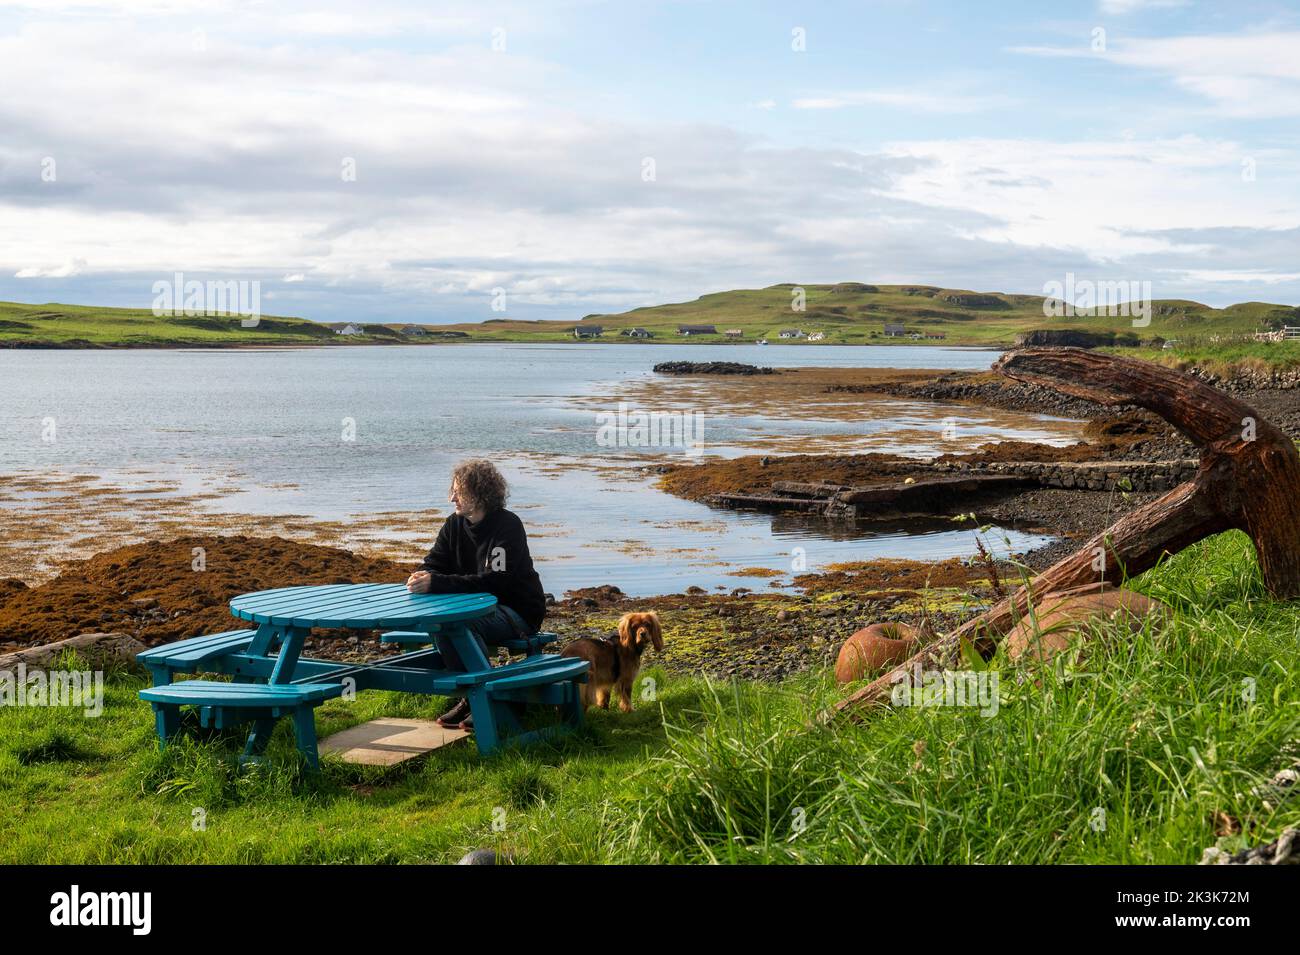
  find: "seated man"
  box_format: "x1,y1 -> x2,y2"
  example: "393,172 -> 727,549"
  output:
406,459 -> 546,729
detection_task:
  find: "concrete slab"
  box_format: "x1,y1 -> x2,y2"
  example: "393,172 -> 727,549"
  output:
320,717 -> 469,766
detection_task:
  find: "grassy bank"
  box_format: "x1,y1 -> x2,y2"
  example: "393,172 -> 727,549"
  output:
0,301 -> 345,347
444,285 -> 1295,347
2,531 -> 1297,863
4,288 -> 1296,348
1136,340 -> 1300,376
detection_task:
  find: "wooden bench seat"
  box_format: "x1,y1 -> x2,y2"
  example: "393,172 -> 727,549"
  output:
452,653 -> 573,687
140,679 -> 344,768
381,629 -> 559,656
137,629 -> 260,685
484,657 -> 589,693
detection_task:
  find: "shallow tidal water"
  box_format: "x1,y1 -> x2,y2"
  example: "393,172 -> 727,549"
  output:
0,343 -> 1084,595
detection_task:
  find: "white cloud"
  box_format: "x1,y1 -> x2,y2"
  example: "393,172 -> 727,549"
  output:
1179,269 -> 1300,284
880,135 -> 1300,281
1099,0 -> 1188,13
793,89 -> 1008,112
15,258 -> 86,278
1013,30 -> 1300,117
0,10 -> 1296,318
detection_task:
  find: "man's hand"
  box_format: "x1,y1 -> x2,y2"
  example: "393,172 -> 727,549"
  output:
406,570 -> 432,594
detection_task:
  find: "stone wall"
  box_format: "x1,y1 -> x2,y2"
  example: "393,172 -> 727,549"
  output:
932,459 -> 1198,493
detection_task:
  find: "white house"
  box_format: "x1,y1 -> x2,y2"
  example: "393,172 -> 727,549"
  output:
336,323 -> 364,336
808,331 -> 825,341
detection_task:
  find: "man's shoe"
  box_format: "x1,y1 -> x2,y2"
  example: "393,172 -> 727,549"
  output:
436,698 -> 471,728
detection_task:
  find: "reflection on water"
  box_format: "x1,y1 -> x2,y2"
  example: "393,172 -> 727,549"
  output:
0,344 -> 1069,595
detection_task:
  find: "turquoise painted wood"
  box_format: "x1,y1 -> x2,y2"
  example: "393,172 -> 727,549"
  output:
140,680 -> 344,707
453,654 -> 564,687
137,629 -> 258,685
229,584 -> 496,630
140,679 -> 345,769
139,583 -> 589,764
381,629 -> 559,656
485,658 -> 589,693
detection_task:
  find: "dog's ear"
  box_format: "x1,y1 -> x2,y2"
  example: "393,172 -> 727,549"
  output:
646,611 -> 664,651
617,613 -> 635,649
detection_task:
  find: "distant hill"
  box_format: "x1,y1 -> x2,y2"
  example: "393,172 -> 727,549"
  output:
0,302 -> 460,347
0,301 -> 338,347
434,284 -> 1299,346
2,284 -> 1296,348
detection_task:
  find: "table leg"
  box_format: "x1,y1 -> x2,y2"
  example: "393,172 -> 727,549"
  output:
152,704 -> 180,746
564,682 -> 585,728
443,622 -> 493,672
292,708 -> 321,769
248,622 -> 282,657
241,717 -> 277,765
465,687 -> 499,755
269,625 -> 308,684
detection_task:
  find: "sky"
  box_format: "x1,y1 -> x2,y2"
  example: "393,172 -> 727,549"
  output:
1,0 -> 1298,324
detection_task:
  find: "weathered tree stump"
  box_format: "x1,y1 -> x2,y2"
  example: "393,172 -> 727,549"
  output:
834,348 -> 1300,717
0,632 -> 146,671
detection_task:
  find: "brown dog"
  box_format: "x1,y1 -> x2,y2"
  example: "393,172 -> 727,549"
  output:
560,611 -> 663,712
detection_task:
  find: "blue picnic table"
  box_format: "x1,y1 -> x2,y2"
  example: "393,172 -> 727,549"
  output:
137,583 -> 588,767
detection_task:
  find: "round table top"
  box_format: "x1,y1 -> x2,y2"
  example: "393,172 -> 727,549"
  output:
229,583 -> 497,630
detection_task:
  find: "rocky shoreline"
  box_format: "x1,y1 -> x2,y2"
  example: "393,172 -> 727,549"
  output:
6,361 -> 1298,686
652,360 -> 776,375
0,534 -> 984,683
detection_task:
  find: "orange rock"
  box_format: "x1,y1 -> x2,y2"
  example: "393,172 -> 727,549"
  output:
1003,589 -> 1169,664
834,622 -> 920,683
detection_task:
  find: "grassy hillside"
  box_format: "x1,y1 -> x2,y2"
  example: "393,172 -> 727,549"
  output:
0,301 -> 345,347
424,283 -> 1300,347
2,285 -> 1297,348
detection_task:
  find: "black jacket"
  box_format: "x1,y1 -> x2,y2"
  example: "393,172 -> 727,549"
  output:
420,508 -> 546,632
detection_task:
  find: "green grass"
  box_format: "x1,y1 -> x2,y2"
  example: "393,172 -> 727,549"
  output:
449,285 -> 1295,348
1132,340 -> 1300,376
2,531 -> 1297,863
5,287 -> 1297,349
0,300 -> 348,347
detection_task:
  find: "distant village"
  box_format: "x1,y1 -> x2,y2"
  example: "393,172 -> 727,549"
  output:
568,322 -> 946,342
322,319 -> 948,343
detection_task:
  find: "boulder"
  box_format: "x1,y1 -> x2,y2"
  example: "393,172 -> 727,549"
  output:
834,622 -> 920,683
1003,589 -> 1169,664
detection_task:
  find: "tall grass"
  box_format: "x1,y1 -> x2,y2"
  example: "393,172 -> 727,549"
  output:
2,532 -> 1297,863
603,531 -> 1300,863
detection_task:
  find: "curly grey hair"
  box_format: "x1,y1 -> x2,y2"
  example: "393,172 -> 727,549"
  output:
450,459 -> 509,513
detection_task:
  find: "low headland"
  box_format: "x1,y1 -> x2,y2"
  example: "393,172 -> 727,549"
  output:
5,285 -> 1300,366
